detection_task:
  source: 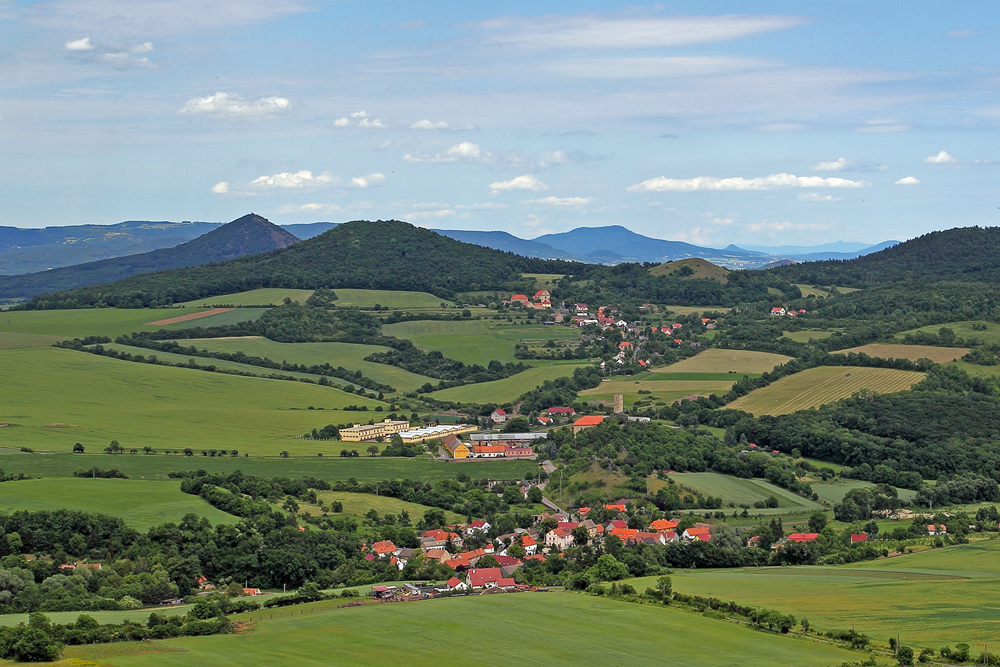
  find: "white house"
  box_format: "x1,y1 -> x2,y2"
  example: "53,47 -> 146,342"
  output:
545,527 -> 575,550
770,307 -> 786,317
490,409 -> 507,424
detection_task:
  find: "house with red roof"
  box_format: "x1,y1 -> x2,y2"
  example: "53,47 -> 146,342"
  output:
472,444 -> 506,458
504,444 -> 535,458
547,407 -> 576,416
928,524 -> 947,536
243,588 -> 262,596
510,294 -> 529,306
442,577 -> 468,592
490,409 -> 507,424
850,534 -> 868,543
467,520 -> 491,535
572,415 -> 606,434
372,540 -> 399,558
649,518 -> 679,532
786,533 -> 819,543
467,567 -> 504,589
610,527 -> 639,542
682,527 -> 711,542
606,519 -> 628,531
545,526 -> 576,550
520,534 -> 538,555
619,341 -> 633,350
605,503 -> 627,513
770,307 -> 786,317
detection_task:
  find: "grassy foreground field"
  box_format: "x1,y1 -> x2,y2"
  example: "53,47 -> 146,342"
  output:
0,347 -> 383,455
334,289 -> 450,309
0,308 -> 202,339
303,491 -> 464,524
383,320 -> 580,366
0,451 -> 539,484
896,320 -> 1000,345
52,593 -> 862,667
657,472 -> 823,512
0,478 -> 237,530
837,343 -> 968,363
179,337 -> 435,393
631,539 -> 1000,647
657,348 -> 792,374
728,366 -> 926,416
580,377 -> 736,406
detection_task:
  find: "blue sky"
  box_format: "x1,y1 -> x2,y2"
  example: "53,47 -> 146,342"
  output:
1,1 -> 998,246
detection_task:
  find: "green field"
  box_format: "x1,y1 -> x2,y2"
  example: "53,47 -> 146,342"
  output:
177,337 -> 435,393
429,361 -> 586,403
178,289 -> 315,307
304,491 -> 464,524
0,347 -> 384,456
0,451 -> 539,484
0,478 -> 238,530
0,308 -> 203,339
172,308 -> 267,328
631,540 -> 1000,647
782,329 -> 836,342
55,593 -> 862,667
383,320 -> 579,366
728,366 -> 926,416
333,289 -> 450,309
896,320 -> 1000,346
662,305 -> 729,315
837,343 -> 968,364
658,472 -> 823,512
0,332 -> 62,349
580,377 -> 736,406
657,349 -> 792,374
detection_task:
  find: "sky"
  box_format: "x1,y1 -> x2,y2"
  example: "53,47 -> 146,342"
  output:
1,1 -> 998,247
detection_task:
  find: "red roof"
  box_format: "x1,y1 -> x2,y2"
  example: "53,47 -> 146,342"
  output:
498,578 -> 516,587
446,577 -> 462,588
649,519 -> 679,531
373,540 -> 397,554
605,504 -> 627,513
474,444 -> 506,454
547,407 -> 576,414
850,534 -> 868,543
470,520 -> 487,528
511,295 -> 528,301
787,533 -> 819,542
573,415 -> 606,427
608,519 -> 628,529
611,527 -> 639,540
467,567 -> 504,588
494,555 -> 522,567
493,408 -> 506,415
524,554 -> 547,562
521,535 -> 537,547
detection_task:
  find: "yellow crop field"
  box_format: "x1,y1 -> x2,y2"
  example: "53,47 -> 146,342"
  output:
729,365 -> 926,416
837,343 -> 968,363
657,348 -> 792,374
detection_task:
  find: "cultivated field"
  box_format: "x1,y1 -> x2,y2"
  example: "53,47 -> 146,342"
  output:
383,320 -> 580,366
654,472 -> 822,512
172,307 -> 267,328
728,366 -> 926,416
0,347 -> 383,455
333,289 -> 450,309
178,288 -> 315,307
147,308 -> 233,326
655,348 -> 792,374
579,377 -> 736,406
179,337 -> 435,393
57,593 -> 862,667
304,491 -> 464,524
782,329 -> 836,342
0,478 -> 238,530
0,331 -> 61,349
0,308 -> 203,339
632,540 -> 1000,647
429,361 -> 587,404
837,343 -> 968,363
0,451 -> 539,483
662,305 -> 729,316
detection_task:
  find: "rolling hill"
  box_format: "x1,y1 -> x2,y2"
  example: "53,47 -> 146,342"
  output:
0,214 -> 299,299
533,225 -> 760,263
649,258 -> 731,283
20,219 -> 576,308
768,227 -> 1000,286
433,229 -> 575,259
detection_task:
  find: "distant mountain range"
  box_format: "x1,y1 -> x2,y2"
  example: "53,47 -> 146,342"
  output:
0,214 -> 298,299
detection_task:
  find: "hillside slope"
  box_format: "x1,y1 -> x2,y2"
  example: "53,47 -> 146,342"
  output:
0,214 -> 298,299
433,229 -> 575,259
22,219 -> 576,308
649,258 -> 730,283
768,227 -> 1000,286
0,220 -> 219,275
534,225 -> 758,263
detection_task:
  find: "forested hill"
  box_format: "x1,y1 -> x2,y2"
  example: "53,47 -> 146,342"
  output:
0,214 -> 299,300
20,219 -> 580,308
769,227 -> 1000,287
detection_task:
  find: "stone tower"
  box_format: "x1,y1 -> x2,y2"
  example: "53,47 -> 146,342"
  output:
613,394 -> 624,414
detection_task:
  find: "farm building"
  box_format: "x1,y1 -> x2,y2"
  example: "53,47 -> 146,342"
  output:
546,407 -> 576,416
472,444 -> 506,458
339,419 -> 411,442
572,415 -> 606,435
471,432 -> 547,445
396,423 -> 478,444
441,434 -> 470,459
510,294 -> 529,305
491,409 -> 508,424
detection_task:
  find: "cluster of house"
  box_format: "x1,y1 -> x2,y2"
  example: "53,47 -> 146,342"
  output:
770,307 -> 808,317
441,432 -> 544,460
508,290 -> 552,310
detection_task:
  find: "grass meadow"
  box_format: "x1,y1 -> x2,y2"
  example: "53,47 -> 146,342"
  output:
429,361 -> 587,403
302,491 -> 464,524
178,337 -> 435,393
630,539 -> 1000,648
656,349 -> 793,374
782,329 -> 836,342
0,451 -> 539,483
653,472 -> 823,512
896,320 -> 1000,346
0,308 -> 203,339
333,289 -> 450,309
54,593 -> 863,667
579,377 -> 736,406
0,478 -> 237,530
382,320 -> 579,366
728,366 -> 926,416
0,347 -> 385,456
837,343 -> 968,363
178,288 -> 315,307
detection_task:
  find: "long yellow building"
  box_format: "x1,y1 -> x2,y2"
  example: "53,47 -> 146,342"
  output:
339,419 -> 411,442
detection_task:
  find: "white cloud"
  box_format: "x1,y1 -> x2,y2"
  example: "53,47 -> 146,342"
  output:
529,196 -> 591,206
332,111 -> 386,128
65,37 -> 94,51
411,120 -> 450,130
274,202 -> 341,215
813,158 -> 851,172
490,175 -> 548,193
947,29 -> 976,38
673,226 -> 714,245
538,150 -> 570,167
180,92 -> 290,119
477,14 -> 808,49
100,52 -> 153,69
358,118 -> 386,129
924,150 -> 957,164
798,193 -> 841,202
709,216 -> 734,224
858,119 -> 911,133
447,141 -> 481,158
348,173 -> 386,188
250,170 -> 333,190
894,176 -> 920,185
210,181 -> 229,194
333,117 -> 350,127
627,173 -> 869,192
